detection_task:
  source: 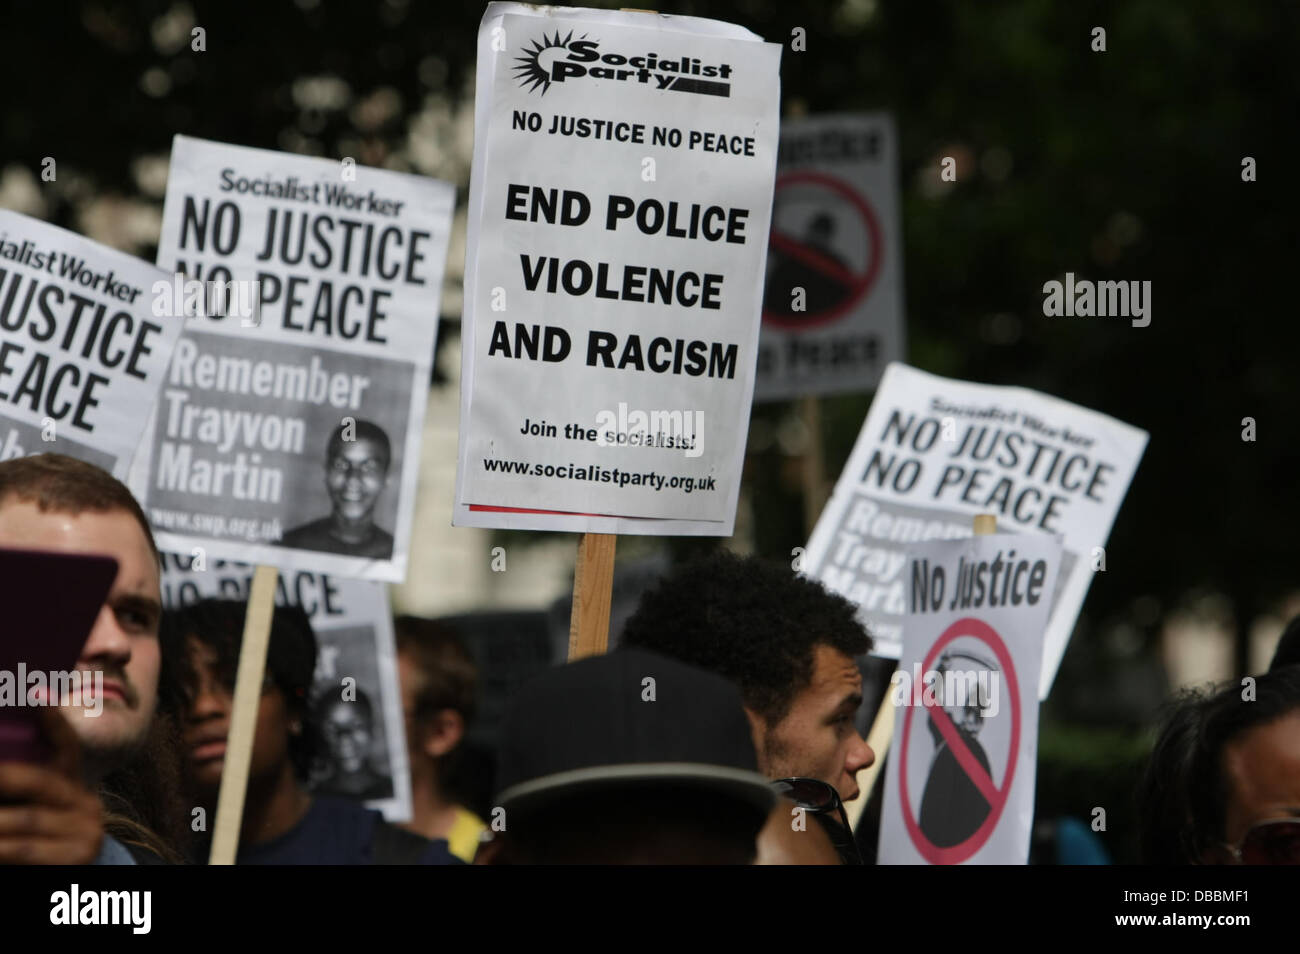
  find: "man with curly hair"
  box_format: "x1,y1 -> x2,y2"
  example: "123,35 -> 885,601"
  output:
620,550 -> 876,802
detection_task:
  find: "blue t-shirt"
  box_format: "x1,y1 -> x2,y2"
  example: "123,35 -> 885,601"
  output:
237,796 -> 460,865
93,834 -> 137,865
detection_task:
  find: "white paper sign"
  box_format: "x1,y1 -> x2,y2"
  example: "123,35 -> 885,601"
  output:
878,532 -> 1060,865
160,553 -> 412,822
454,3 -> 782,535
130,135 -> 454,582
0,210 -> 183,478
802,362 -> 1147,697
755,113 -> 905,400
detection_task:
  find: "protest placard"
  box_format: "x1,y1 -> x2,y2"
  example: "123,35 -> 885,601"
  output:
129,136 -> 455,582
755,113 -> 905,401
802,362 -> 1147,697
878,531 -> 1061,864
0,210 -> 183,478
453,3 -> 782,535
160,553 -> 412,822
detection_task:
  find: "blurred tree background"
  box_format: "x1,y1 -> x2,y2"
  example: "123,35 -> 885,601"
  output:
3,0 -> 1297,862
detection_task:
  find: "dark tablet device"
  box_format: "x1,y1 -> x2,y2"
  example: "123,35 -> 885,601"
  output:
0,547 -> 118,763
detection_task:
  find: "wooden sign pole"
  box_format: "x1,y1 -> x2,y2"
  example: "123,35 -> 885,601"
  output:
208,563 -> 279,865
845,513 -> 997,831
561,6 -> 666,664
567,534 -> 617,660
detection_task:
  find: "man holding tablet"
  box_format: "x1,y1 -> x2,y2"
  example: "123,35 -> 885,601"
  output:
0,453 -> 170,864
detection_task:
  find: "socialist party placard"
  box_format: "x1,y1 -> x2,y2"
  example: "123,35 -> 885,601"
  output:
160,553 -> 413,823
0,210 -> 183,478
801,363 -> 1147,697
755,113 -> 906,401
129,136 -> 454,582
453,3 -> 781,535
878,533 -> 1061,865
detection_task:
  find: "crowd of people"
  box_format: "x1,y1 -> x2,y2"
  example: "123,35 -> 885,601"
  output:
0,452 -> 1296,865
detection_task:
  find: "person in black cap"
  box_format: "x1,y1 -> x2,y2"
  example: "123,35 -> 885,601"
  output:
478,648 -> 775,865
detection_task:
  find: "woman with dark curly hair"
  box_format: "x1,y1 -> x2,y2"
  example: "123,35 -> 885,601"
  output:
161,598 -> 457,865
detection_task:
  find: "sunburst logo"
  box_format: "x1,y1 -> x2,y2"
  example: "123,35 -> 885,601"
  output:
513,30 -> 590,96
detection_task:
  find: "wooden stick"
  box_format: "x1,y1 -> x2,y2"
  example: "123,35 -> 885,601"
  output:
846,513 -> 998,830
208,563 -> 279,865
559,3 -> 649,665
567,533 -> 617,660
844,687 -> 896,830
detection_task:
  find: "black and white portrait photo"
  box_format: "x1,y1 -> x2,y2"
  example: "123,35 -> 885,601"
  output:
280,420 -> 396,560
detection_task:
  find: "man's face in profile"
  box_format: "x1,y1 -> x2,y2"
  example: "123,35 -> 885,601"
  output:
326,437 -> 388,525
750,644 -> 875,802
324,701 -> 372,773
0,499 -> 161,775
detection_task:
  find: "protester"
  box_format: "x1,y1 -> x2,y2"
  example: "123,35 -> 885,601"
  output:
478,648 -> 774,864
393,615 -> 487,862
162,598 -> 458,864
621,551 -> 876,802
1185,667 -> 1300,865
0,706 -> 106,865
1135,689 -> 1208,864
0,453 -> 182,864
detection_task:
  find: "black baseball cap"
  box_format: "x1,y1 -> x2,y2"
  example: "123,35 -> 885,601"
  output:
495,648 -> 775,823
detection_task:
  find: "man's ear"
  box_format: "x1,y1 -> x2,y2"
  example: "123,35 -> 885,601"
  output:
422,708 -> 466,760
